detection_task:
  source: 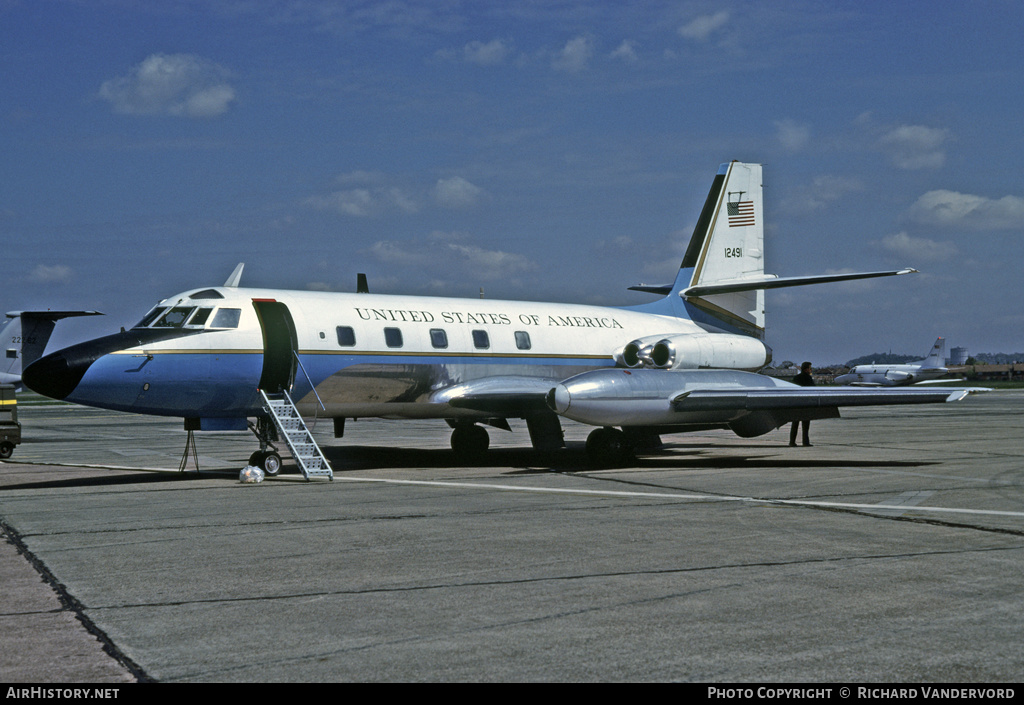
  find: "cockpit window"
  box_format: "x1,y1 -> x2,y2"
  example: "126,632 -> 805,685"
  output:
134,307 -> 167,329
153,307 -> 195,328
187,308 -> 213,327
210,308 -> 241,329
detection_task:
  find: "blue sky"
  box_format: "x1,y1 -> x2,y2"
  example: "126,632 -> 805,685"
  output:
3,0 -> 1022,364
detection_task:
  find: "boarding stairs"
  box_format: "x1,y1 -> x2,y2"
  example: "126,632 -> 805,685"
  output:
259,389 -> 333,481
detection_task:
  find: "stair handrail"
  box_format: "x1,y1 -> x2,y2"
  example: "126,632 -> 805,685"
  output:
292,350 -> 326,412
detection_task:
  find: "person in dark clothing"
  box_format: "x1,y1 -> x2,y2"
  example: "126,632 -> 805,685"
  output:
790,361 -> 814,446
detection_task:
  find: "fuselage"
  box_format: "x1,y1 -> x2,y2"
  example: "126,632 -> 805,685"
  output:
24,286 -> 721,421
833,363 -> 948,386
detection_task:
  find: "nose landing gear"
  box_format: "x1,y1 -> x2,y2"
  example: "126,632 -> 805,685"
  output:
248,416 -> 284,476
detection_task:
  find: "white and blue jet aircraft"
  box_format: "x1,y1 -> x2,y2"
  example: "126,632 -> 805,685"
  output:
24,162 -> 971,472
834,337 -> 950,386
1,310 -> 102,387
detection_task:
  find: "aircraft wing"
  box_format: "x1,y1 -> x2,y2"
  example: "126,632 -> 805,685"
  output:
431,376 -> 562,415
671,386 -> 969,411
546,368 -> 975,432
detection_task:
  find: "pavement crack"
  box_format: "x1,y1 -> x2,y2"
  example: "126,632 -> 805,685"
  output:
0,517 -> 155,683
87,543 -> 1023,612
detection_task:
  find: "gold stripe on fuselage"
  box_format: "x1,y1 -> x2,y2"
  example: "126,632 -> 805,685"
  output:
109,348 -> 610,361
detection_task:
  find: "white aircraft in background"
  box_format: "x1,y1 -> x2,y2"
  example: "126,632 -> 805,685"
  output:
24,162 -> 972,474
834,337 -> 949,387
1,310 -> 102,387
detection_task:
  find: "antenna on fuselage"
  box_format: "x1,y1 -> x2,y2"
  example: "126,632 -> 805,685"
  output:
224,263 -> 245,287
357,273 -> 369,294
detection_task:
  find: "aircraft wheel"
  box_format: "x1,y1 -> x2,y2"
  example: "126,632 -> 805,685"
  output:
451,424 -> 489,459
0,442 -> 13,459
585,427 -> 633,467
261,452 -> 283,476
251,451 -> 283,476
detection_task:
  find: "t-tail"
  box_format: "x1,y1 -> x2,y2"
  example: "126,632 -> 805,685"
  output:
921,337 -> 946,369
0,310 -> 103,386
630,161 -> 917,338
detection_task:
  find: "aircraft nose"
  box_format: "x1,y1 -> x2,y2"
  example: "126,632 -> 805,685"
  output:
23,351 -> 92,400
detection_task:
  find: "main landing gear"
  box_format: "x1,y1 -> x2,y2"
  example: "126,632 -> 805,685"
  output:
585,427 -> 634,467
447,414 -> 565,461
248,416 -> 283,476
449,422 -> 490,459
584,427 -> 661,467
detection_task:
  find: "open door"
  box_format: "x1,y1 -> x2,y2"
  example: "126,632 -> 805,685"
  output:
253,300 -> 298,394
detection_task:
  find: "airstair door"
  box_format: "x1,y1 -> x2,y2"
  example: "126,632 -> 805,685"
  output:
253,300 -> 297,394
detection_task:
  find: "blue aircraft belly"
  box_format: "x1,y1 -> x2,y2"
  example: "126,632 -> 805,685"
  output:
68,352 -> 265,417
66,349 -> 610,419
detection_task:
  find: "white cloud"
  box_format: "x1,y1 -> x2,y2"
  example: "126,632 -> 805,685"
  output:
309,174 -> 486,216
433,176 -> 485,208
306,189 -> 375,217
879,232 -> 958,261
775,119 -> 811,152
387,187 -> 419,214
463,39 -> 510,65
610,40 -> 639,63
781,174 -> 864,214
553,36 -> 593,73
368,232 -> 534,281
99,54 -> 236,118
878,125 -> 952,169
29,264 -> 72,284
907,190 -> 1024,229
306,186 -> 418,217
335,170 -> 387,185
367,240 -> 424,268
678,11 -> 730,41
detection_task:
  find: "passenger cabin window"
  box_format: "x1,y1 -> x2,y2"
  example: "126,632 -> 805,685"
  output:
430,329 -> 448,349
384,327 -> 403,348
337,326 -> 356,347
210,308 -> 241,329
515,331 -> 532,350
472,330 -> 490,349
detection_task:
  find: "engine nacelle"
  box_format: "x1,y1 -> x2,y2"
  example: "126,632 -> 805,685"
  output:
885,370 -> 913,384
617,335 -> 668,368
650,333 -> 771,371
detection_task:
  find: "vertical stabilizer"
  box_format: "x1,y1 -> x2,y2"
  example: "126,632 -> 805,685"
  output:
0,315 -> 23,384
922,337 -> 945,368
674,162 -> 766,337
626,160 -> 909,337
1,311 -> 103,385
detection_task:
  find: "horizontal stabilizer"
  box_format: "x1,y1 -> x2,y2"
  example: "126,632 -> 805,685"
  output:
7,310 -> 104,321
682,269 -> 917,298
628,283 -> 673,295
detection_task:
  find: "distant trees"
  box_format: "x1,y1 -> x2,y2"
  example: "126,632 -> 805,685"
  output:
845,352 -> 920,366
